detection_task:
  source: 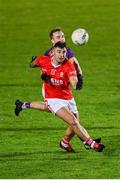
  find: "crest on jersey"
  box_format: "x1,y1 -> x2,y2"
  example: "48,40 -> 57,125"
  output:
60,72 -> 64,77
51,69 -> 57,75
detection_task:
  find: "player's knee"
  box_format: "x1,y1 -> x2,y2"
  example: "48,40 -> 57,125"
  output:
69,118 -> 78,127
43,104 -> 48,110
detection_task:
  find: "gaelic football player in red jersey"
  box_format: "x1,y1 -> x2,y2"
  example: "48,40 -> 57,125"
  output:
30,28 -> 101,152
32,27 -> 83,90
30,27 -> 87,151
15,42 -> 105,153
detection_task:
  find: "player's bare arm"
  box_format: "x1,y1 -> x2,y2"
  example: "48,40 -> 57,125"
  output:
69,57 -> 82,75
30,58 -> 39,68
69,76 -> 78,89
69,57 -> 83,90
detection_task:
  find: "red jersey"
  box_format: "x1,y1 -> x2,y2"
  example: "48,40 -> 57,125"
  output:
36,56 -> 77,100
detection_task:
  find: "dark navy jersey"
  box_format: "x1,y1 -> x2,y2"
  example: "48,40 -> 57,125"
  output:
44,47 -> 75,59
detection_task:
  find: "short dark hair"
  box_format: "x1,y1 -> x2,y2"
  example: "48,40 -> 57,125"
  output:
49,27 -> 62,39
53,41 -> 66,49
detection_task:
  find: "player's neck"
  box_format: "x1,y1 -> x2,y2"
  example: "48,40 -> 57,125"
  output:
51,60 -> 61,68
52,57 -> 61,66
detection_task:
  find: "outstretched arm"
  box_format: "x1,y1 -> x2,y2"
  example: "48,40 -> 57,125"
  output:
69,57 -> 83,90
29,56 -> 39,68
69,57 -> 82,75
69,76 -> 78,90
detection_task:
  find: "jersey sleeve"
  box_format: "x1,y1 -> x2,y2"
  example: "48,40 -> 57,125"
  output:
44,48 -> 52,56
35,55 -> 47,67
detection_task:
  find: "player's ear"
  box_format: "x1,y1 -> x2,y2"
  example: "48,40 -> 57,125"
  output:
51,39 -> 54,45
52,50 -> 54,56
51,47 -> 55,55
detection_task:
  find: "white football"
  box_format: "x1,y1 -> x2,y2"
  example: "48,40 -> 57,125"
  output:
71,28 -> 89,45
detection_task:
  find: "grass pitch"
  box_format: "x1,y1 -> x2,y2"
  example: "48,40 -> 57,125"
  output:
0,0 -> 120,178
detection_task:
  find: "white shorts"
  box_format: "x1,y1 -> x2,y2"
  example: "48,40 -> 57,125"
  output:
45,98 -> 78,114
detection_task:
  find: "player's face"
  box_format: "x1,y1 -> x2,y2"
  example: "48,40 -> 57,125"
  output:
51,31 -> 65,45
52,47 -> 67,64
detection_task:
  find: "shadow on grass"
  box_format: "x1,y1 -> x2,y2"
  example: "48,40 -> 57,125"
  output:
0,127 -> 66,132
0,151 -> 57,158
0,125 -> 119,132
87,126 -> 119,130
0,83 -> 40,87
0,113 -> 13,118
103,145 -> 118,157
103,137 -> 120,157
0,150 -> 80,160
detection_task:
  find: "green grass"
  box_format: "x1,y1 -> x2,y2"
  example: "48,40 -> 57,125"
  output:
0,0 -> 120,178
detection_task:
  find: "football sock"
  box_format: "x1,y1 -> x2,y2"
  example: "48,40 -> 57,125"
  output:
85,137 -> 99,149
22,102 -> 31,109
61,138 -> 69,148
91,141 -> 99,149
85,137 -> 93,145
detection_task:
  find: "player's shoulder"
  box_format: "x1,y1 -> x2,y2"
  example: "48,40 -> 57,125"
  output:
63,58 -> 74,67
44,47 -> 52,56
66,47 -> 75,59
38,55 -> 50,60
67,47 -> 72,51
37,55 -> 51,64
62,60 -> 75,73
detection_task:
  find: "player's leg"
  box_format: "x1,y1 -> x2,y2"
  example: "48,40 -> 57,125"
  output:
29,101 -> 49,111
60,104 -> 89,152
63,126 -> 75,141
74,113 -> 101,149
60,112 -> 101,151
60,126 -> 75,152
15,100 -> 49,116
56,106 -> 105,152
56,107 -> 89,140
61,102 -> 101,151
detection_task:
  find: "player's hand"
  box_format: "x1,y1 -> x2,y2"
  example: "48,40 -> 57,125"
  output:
30,56 -> 37,67
76,74 -> 83,90
41,73 -> 51,84
31,56 -> 37,62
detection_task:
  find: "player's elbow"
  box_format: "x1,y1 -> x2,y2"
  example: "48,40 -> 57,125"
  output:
29,62 -> 39,68
72,81 -> 78,89
69,76 -> 78,89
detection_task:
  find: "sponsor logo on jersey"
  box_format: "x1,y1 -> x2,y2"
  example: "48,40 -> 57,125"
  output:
51,78 -> 63,85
